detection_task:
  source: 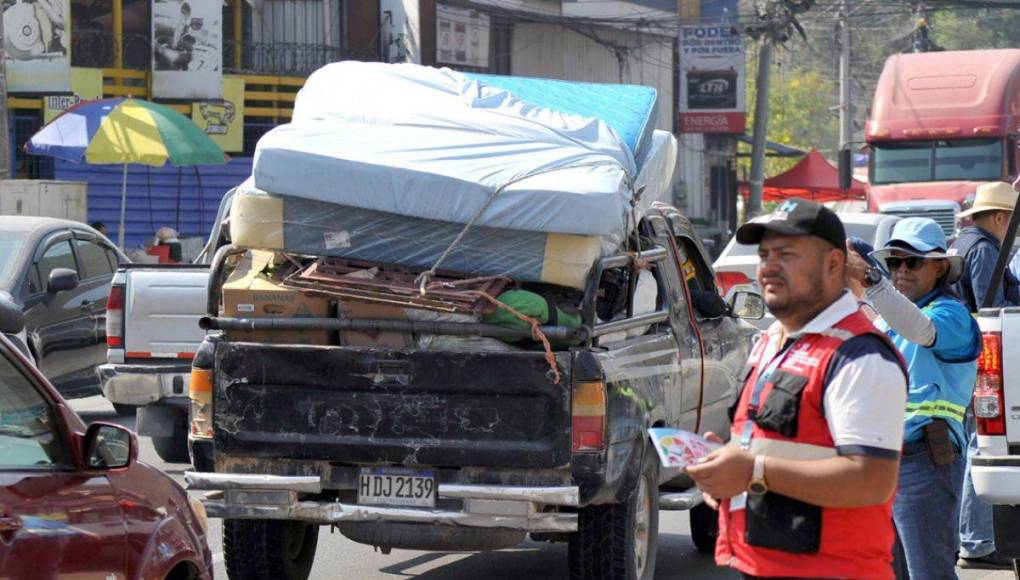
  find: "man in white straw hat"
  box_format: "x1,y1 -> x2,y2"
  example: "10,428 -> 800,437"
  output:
953,181 -> 1020,312
951,180 -> 1020,570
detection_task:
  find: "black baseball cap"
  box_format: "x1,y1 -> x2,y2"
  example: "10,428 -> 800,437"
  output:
736,198 -> 846,252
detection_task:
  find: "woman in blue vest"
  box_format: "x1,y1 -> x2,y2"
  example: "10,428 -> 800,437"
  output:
847,217 -> 981,580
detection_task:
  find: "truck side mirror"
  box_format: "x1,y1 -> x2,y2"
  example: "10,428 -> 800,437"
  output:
838,148 -> 853,190
727,289 -> 765,320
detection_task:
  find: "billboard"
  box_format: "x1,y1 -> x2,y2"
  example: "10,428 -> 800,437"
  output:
678,24 -> 745,134
152,0 -> 222,99
4,0 -> 71,93
436,3 -> 490,69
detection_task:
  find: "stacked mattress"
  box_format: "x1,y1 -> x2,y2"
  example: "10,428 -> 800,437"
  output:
230,180 -> 607,289
232,62 -> 677,289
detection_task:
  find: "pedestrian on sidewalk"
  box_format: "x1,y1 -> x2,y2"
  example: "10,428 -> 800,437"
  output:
951,181 -> 1020,570
848,217 -> 981,579
687,199 -> 907,580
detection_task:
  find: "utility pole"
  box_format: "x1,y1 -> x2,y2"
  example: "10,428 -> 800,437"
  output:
746,37 -> 773,220
0,3 -> 9,182
745,0 -> 813,219
838,0 -> 851,151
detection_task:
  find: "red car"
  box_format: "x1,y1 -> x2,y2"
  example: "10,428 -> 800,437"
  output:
0,301 -> 212,579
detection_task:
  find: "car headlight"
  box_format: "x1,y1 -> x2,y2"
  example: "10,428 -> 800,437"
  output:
187,493 -> 209,536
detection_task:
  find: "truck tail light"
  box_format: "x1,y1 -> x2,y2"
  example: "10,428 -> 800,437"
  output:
106,285 -> 125,348
572,381 -> 606,452
716,271 -> 750,297
189,367 -> 214,439
975,332 -> 1006,436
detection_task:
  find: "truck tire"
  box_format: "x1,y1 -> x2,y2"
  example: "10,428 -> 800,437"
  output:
151,409 -> 189,463
337,522 -> 525,552
689,502 -> 719,554
112,403 -> 137,417
568,447 -> 659,580
223,520 -> 319,580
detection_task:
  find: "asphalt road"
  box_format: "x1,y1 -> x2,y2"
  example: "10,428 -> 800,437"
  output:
70,395 -> 1013,580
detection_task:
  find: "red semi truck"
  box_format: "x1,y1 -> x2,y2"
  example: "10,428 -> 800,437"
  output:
866,48 -> 1020,236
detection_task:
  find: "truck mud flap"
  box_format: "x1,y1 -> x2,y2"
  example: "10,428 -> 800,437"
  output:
212,343 -> 572,468
993,505 -> 1020,559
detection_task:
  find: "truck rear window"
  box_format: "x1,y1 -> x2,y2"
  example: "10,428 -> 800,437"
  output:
871,138 -> 1002,184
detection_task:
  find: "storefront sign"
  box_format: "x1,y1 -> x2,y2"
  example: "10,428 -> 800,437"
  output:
678,17 -> 746,134
44,68 -> 103,122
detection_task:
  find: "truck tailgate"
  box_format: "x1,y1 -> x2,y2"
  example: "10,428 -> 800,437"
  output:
124,267 -> 209,357
212,342 -> 572,468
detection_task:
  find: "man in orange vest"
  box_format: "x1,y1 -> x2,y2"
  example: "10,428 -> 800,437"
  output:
688,199 -> 908,579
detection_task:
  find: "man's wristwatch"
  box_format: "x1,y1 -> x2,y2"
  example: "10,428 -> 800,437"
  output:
747,455 -> 768,496
862,266 -> 883,288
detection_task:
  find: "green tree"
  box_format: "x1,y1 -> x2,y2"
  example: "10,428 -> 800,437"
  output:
740,47 -> 839,178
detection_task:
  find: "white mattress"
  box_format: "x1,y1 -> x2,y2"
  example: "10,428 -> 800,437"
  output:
252,62 -> 677,245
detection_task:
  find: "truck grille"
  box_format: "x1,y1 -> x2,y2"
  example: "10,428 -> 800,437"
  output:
882,208 -> 956,238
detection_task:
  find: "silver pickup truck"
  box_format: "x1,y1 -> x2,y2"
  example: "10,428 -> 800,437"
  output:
97,192 -> 231,462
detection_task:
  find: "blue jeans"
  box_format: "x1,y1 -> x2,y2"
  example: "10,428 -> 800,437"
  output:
959,411 -> 996,558
893,440 -> 964,580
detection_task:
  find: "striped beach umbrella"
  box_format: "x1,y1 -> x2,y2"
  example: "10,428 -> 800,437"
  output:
27,97 -> 227,248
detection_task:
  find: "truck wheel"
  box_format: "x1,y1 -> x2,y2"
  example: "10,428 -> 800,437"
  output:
112,403 -> 137,417
151,409 -> 189,463
224,520 -> 318,580
689,502 -> 718,554
568,448 -> 659,580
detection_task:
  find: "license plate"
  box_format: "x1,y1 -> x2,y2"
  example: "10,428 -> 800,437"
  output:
358,468 -> 436,507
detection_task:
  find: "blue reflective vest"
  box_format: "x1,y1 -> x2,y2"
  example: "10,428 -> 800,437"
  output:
876,291 -> 980,451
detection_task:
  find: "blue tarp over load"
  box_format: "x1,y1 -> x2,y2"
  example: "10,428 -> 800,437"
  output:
231,62 -> 677,289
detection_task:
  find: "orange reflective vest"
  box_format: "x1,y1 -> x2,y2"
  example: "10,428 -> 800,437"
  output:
716,310 -> 901,579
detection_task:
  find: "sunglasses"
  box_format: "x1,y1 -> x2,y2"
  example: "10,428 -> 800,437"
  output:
884,256 -> 927,272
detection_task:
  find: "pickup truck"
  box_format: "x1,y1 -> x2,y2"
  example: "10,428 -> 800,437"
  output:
97,191 -> 232,462
183,205 -> 761,580
971,308 -> 1020,576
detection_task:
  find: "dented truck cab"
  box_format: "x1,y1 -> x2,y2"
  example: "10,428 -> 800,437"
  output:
184,205 -> 757,580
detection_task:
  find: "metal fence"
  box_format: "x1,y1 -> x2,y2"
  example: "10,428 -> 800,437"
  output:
72,30 -> 348,77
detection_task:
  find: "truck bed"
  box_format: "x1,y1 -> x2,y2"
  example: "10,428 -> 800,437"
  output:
212,341 -> 573,469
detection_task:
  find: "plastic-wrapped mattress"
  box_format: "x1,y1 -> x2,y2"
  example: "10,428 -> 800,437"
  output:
253,62 -> 674,248
463,73 -> 658,166
229,180 -> 607,290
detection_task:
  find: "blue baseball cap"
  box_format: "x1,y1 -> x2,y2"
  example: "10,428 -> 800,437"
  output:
869,217 -> 963,282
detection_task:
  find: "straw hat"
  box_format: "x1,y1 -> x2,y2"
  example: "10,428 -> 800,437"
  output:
958,181 -> 1019,218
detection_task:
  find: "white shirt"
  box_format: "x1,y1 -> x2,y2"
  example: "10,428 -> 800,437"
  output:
759,292 -> 906,457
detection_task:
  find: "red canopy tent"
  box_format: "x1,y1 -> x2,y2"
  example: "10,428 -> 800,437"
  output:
740,148 -> 868,202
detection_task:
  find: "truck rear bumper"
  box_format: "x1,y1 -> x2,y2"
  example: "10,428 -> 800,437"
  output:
98,362 -> 192,406
972,455 -> 1020,504
185,472 -> 579,532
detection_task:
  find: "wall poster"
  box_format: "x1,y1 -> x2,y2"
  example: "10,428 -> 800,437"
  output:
152,0 -> 222,99
4,0 -> 71,92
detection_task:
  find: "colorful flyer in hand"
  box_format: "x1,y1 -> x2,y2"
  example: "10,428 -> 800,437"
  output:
647,428 -> 723,468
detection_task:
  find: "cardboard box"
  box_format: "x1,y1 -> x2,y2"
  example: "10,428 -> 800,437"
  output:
221,251 -> 334,345
337,300 -> 413,348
